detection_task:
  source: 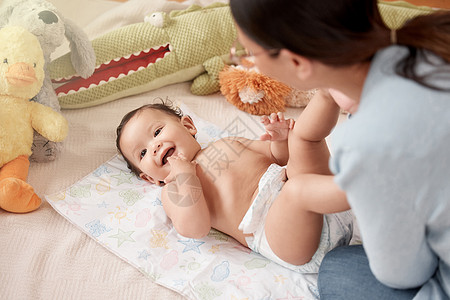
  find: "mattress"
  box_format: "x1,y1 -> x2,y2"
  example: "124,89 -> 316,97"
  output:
0,0 -> 307,298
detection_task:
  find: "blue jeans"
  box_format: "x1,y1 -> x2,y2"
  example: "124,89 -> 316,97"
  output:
318,245 -> 419,300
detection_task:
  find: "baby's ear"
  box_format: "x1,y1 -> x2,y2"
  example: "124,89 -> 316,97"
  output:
140,173 -> 160,185
181,115 -> 197,136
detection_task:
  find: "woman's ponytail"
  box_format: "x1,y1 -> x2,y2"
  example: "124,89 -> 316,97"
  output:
397,11 -> 450,62
395,11 -> 450,90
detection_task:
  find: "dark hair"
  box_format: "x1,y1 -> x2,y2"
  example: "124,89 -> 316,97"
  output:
230,0 -> 450,90
116,99 -> 183,177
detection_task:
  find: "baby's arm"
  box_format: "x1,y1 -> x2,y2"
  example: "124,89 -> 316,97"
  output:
260,112 -> 294,166
223,113 -> 293,165
161,154 -> 211,239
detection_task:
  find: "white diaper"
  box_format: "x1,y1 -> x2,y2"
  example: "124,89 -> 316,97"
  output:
238,164 -> 354,273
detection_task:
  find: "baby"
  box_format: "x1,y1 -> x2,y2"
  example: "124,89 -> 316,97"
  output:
116,90 -> 353,273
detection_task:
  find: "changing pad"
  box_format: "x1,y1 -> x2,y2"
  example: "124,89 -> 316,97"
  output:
46,105 -> 320,299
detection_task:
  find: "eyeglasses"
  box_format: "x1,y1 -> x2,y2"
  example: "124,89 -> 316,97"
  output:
229,39 -> 280,66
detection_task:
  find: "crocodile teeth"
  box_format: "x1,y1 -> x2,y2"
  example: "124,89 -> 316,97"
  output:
55,43 -> 172,97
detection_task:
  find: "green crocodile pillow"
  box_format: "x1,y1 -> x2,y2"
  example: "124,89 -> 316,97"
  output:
50,3 -> 236,109
379,0 -> 433,29
50,1 -> 433,109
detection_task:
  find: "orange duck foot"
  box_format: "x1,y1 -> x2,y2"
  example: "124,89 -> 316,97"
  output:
0,178 -> 41,213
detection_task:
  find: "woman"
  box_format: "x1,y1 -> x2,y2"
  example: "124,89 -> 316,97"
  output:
229,0 -> 450,299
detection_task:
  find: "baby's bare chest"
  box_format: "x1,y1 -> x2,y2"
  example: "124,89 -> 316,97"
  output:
196,140 -> 245,180
195,140 -> 272,228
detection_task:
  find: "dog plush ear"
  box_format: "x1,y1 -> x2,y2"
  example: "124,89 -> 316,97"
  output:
61,15 -> 96,79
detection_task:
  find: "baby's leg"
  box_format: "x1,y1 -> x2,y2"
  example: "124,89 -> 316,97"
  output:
285,89 -> 340,178
263,90 -> 345,266
264,173 -> 347,265
285,126 -> 331,179
264,178 -> 323,265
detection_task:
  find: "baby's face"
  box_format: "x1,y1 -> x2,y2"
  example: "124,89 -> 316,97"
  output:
119,109 -> 199,184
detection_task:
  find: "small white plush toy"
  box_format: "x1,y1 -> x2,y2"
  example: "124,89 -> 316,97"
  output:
0,0 -> 95,162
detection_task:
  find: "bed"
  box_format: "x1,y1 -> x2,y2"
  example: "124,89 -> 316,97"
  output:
1,1 -> 310,298
0,0 -> 433,299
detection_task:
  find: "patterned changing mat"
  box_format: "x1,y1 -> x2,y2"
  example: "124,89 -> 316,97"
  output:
46,105 -> 319,299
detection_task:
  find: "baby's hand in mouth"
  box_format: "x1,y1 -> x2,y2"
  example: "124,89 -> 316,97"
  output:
164,153 -> 197,183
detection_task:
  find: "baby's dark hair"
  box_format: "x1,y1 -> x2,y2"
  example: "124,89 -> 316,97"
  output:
116,99 -> 184,177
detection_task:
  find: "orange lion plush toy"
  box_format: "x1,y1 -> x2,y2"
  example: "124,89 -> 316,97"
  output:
219,64 -> 317,115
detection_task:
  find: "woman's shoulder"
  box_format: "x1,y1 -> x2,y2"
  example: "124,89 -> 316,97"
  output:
368,46 -> 450,92
358,46 -> 450,130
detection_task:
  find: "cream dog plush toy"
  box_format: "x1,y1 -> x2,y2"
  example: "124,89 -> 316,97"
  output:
0,25 -> 68,213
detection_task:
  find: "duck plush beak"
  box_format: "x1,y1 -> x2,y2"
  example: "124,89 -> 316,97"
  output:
6,62 -> 37,87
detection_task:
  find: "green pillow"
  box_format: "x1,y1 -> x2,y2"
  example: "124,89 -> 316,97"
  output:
379,0 -> 433,29
50,3 -> 235,109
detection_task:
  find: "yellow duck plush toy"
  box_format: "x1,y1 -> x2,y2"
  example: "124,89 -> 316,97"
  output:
0,25 -> 68,213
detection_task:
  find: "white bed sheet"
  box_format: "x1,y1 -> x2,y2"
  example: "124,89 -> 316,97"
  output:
46,101 -> 326,299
